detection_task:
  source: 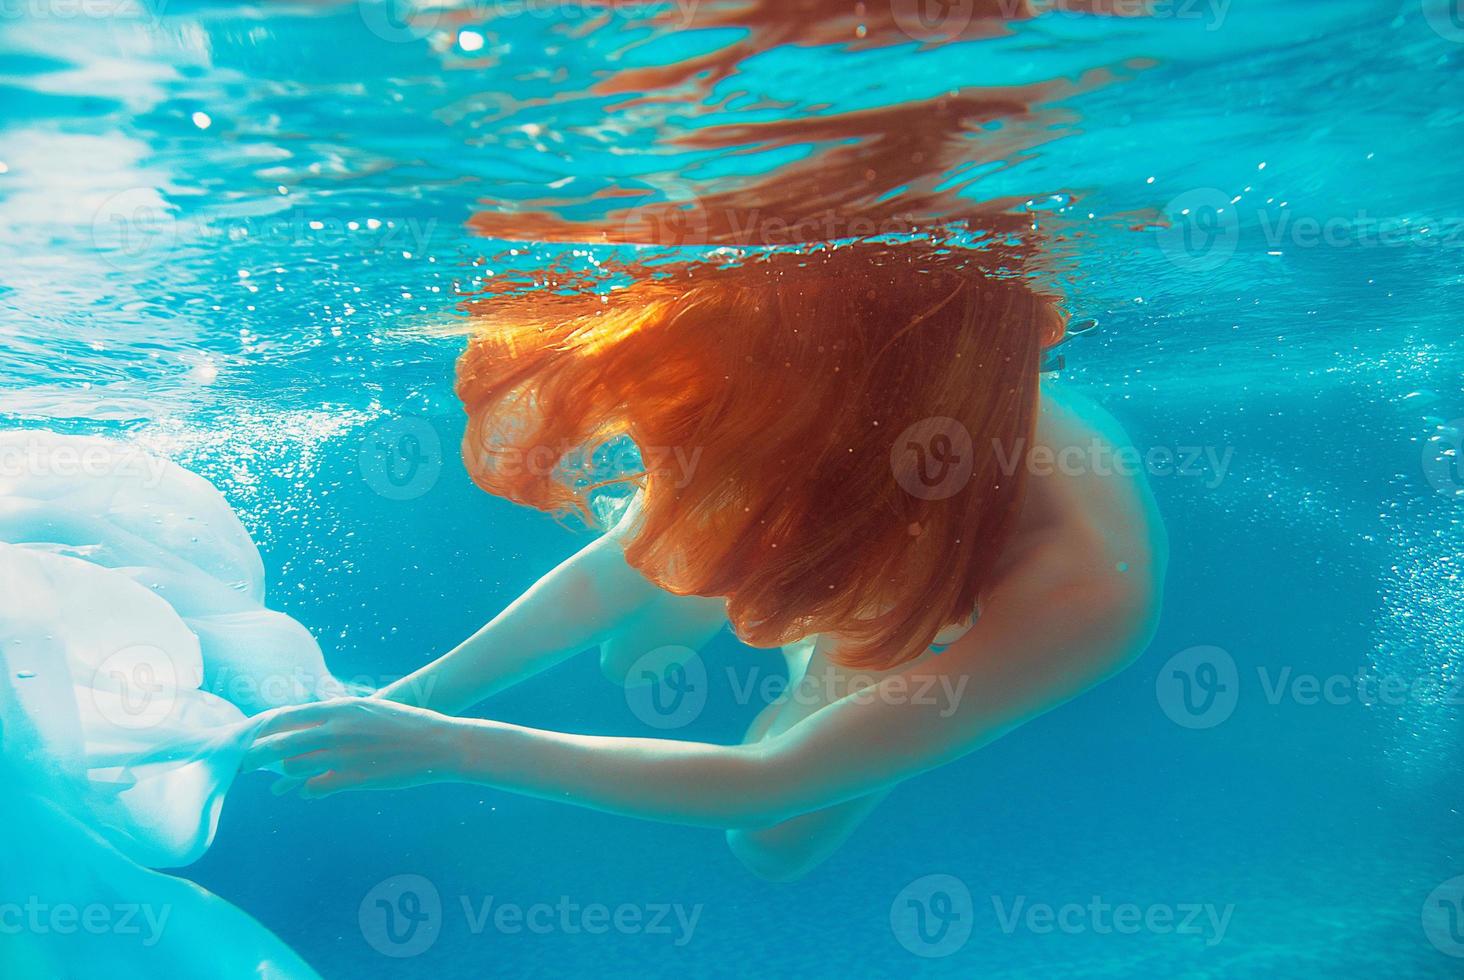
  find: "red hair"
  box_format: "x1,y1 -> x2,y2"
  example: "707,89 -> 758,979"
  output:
456,243 -> 1064,669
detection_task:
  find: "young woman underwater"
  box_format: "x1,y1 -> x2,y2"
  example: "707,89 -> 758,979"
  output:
246,242 -> 1168,881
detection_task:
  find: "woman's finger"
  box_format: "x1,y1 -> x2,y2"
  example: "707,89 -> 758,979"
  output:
270,776 -> 306,797
242,729 -> 332,772
279,749 -> 335,779
252,699 -> 357,739
300,770 -> 362,800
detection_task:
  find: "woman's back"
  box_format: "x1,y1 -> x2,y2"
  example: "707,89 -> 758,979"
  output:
792,382 -> 1166,688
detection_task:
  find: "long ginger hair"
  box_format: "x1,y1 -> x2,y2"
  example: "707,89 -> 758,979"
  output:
456,243 -> 1065,669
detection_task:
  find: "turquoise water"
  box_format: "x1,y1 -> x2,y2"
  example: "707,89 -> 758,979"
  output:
2,1 -> 1463,976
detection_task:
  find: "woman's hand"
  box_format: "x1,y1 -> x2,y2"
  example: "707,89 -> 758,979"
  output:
243,698 -> 463,799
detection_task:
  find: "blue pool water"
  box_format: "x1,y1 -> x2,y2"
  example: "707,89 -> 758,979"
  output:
2,1 -> 1463,976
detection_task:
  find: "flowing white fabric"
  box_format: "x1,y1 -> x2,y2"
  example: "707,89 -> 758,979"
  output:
0,430 -> 337,977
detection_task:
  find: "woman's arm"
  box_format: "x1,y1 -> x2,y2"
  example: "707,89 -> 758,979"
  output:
379,531 -> 724,714
248,544 -> 1155,826
453,548 -> 1149,827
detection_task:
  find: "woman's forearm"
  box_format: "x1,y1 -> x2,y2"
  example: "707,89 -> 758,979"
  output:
442,718 -> 802,829
380,536 -> 661,714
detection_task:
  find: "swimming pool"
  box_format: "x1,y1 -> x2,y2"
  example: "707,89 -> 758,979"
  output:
1,1 -> 1462,976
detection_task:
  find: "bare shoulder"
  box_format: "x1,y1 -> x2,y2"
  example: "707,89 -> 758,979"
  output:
990,532 -> 1159,674
984,383 -> 1169,669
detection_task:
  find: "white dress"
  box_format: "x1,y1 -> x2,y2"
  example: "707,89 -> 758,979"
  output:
0,430 -> 336,978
